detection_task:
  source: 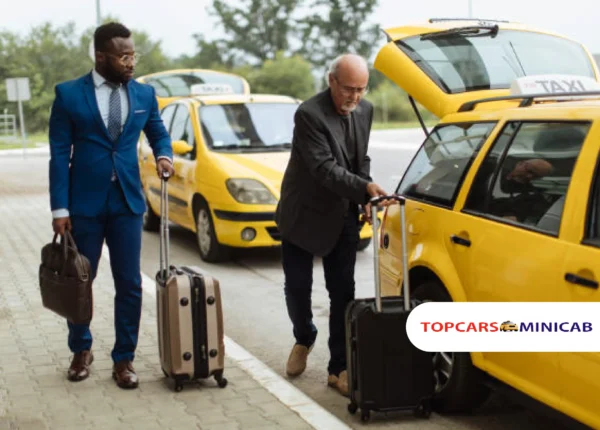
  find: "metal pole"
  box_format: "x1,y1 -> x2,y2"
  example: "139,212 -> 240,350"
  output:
96,0 -> 101,25
16,83 -> 26,159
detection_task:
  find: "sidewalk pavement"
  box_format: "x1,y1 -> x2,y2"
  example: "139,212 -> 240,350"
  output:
0,161 -> 325,429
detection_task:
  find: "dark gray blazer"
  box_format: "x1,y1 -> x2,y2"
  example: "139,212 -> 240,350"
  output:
275,89 -> 374,257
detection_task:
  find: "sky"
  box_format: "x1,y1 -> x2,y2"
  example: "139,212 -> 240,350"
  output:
2,0 -> 599,58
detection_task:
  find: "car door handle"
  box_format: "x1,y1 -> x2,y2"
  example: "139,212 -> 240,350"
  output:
564,273 -> 599,289
450,235 -> 471,247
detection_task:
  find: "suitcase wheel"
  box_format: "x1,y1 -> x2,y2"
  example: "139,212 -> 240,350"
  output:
360,409 -> 370,423
215,373 -> 228,388
347,403 -> 358,415
413,399 -> 432,419
175,382 -> 184,392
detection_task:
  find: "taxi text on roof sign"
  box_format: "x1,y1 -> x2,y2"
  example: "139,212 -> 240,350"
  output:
510,74 -> 600,95
191,83 -> 234,95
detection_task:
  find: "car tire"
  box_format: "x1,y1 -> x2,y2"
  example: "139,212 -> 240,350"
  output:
357,238 -> 371,251
195,200 -> 230,263
143,198 -> 160,232
412,281 -> 491,413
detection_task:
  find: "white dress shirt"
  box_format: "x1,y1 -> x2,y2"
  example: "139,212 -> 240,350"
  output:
52,70 -> 171,219
92,68 -> 130,130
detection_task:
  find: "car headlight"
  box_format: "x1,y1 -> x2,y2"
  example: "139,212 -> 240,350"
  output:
226,179 -> 277,205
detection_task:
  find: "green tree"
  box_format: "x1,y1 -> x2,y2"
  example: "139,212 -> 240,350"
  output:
365,79 -> 436,123
0,22 -> 90,133
296,0 -> 381,70
0,20 -> 172,133
209,0 -> 302,63
243,52 -> 315,100
173,35 -> 232,70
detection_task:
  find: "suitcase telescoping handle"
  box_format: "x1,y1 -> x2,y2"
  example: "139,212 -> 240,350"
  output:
369,195 -> 409,313
159,171 -> 171,283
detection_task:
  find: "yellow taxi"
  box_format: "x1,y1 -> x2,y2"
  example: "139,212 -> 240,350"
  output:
374,18 -> 600,429
139,82 -> 375,262
499,321 -> 518,332
137,68 -> 251,109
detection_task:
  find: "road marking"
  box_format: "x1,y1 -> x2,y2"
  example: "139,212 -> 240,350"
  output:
101,245 -> 352,430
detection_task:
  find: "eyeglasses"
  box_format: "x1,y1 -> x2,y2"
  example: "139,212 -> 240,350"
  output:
103,52 -> 140,65
334,76 -> 369,95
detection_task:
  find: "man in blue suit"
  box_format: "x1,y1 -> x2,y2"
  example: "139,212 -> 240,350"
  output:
48,22 -> 174,389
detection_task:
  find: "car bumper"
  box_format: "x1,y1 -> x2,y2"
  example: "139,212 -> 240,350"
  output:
212,209 -> 280,248
211,209 -> 376,248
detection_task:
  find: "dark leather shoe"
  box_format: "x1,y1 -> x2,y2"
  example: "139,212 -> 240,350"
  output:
112,360 -> 139,389
68,350 -> 93,382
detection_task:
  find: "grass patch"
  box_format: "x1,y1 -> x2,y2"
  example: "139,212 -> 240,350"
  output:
0,132 -> 48,150
372,120 -> 437,130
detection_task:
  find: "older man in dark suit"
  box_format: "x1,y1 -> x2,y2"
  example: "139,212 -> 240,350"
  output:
275,53 -> 389,396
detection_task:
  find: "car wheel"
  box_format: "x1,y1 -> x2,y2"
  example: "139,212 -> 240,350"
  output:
195,200 -> 230,263
357,238 -> 371,251
143,198 -> 160,232
412,281 -> 491,413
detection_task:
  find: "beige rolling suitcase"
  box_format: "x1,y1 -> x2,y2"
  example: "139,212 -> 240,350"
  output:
155,173 -> 227,392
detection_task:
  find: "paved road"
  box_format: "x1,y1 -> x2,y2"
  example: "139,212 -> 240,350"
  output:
4,129 -> 586,429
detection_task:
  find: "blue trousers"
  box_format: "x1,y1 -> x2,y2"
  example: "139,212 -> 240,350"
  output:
67,180 -> 143,364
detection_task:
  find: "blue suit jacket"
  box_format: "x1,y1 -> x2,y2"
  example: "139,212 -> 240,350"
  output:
49,72 -> 172,217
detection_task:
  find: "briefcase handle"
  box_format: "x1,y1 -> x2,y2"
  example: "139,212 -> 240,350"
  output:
52,230 -> 83,276
369,195 -> 410,313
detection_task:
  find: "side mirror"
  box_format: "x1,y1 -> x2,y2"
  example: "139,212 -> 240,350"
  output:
172,140 -> 193,155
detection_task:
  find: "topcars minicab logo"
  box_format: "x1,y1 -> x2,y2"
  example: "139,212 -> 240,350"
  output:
406,302 -> 599,352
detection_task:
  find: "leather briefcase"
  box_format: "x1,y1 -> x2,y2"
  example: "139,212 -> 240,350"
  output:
38,231 -> 93,324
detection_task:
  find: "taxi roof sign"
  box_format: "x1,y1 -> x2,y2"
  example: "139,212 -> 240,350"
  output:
191,83 -> 234,95
510,74 -> 600,95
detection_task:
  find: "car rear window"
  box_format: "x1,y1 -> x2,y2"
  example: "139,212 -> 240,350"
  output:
397,29 -> 595,94
397,122 -> 496,208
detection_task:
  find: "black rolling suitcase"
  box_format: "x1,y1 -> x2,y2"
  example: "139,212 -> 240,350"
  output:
345,195 -> 434,423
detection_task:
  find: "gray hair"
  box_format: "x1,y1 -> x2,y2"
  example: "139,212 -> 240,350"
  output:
328,54 -> 369,78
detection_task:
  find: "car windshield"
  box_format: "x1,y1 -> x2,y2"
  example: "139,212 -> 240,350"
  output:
397,29 -> 595,94
199,103 -> 298,151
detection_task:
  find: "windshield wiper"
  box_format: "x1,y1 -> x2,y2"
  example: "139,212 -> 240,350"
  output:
268,143 -> 292,149
212,144 -> 245,150
421,25 -> 499,40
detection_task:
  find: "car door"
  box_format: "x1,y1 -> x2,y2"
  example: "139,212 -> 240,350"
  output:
557,124 -> 600,429
447,120 -> 591,411
141,103 -> 178,219
165,102 -> 196,229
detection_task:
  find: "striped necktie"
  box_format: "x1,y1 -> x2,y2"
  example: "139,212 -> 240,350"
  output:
107,82 -> 121,142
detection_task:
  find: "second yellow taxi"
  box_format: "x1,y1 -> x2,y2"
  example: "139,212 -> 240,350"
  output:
139,76 -> 375,262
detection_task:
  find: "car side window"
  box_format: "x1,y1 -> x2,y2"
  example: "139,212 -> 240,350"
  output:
160,104 -> 178,133
397,122 -> 496,208
464,121 -> 590,236
585,159 -> 600,247
170,104 -> 195,160
145,77 -> 170,98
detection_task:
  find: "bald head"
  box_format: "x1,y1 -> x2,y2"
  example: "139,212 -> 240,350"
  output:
328,54 -> 369,115
329,54 -> 369,78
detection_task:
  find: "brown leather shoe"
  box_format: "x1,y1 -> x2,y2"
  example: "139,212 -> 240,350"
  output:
327,370 -> 349,397
286,343 -> 314,377
67,350 -> 93,382
112,360 -> 139,389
